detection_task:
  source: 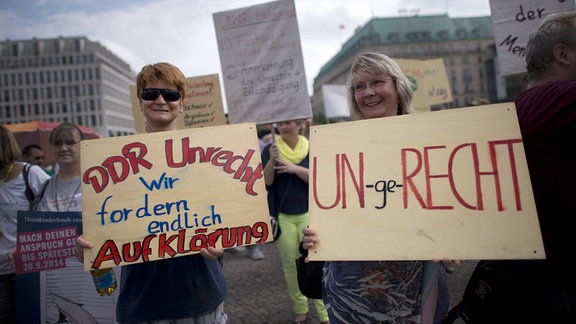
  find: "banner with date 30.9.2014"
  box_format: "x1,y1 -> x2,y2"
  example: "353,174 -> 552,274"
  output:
15,211 -> 117,324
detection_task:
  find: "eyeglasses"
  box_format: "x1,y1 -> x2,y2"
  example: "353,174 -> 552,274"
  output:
141,88 -> 181,102
34,156 -> 45,160
353,77 -> 394,95
52,139 -> 79,147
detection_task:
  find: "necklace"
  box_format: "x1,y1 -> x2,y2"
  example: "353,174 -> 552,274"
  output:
53,177 -> 82,212
0,162 -> 15,185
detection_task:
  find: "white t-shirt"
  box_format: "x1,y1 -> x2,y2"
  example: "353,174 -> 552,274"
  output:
0,164 -> 50,274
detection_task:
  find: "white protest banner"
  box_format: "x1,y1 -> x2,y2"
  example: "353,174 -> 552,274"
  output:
131,74 -> 227,134
489,0 -> 575,76
321,84 -> 349,119
308,103 -> 544,261
213,0 -> 312,124
80,123 -> 271,270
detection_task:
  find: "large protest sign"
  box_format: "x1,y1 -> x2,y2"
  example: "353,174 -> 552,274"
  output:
80,123 -> 270,270
489,0 -> 575,76
308,103 -> 544,261
15,211 -> 117,324
131,74 -> 227,133
213,0 -> 312,124
321,84 -> 349,119
395,58 -> 453,111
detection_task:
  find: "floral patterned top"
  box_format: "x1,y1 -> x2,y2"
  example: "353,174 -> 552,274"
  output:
323,260 -> 424,323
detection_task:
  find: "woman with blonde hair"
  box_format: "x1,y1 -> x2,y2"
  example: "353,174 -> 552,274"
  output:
302,52 -> 449,324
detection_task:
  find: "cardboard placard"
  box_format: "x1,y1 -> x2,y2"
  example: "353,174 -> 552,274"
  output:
489,0 -> 575,76
80,123 -> 271,270
308,103 -> 544,261
396,58 -> 453,110
213,0 -> 312,124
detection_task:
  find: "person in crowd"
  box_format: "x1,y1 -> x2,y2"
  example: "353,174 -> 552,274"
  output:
301,52 -> 450,323
501,11 -> 575,322
0,125 -> 50,323
21,144 -> 53,175
75,62 -> 227,323
262,119 -> 329,324
257,123 -> 276,153
9,122 -> 117,322
302,118 -> 313,139
32,123 -> 83,212
21,144 -> 45,167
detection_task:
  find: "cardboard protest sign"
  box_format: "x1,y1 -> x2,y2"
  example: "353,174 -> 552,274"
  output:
15,211 -> 117,324
395,58 -> 453,111
308,103 -> 544,261
489,0 -> 575,76
213,0 -> 312,124
80,123 -> 270,270
131,74 -> 227,133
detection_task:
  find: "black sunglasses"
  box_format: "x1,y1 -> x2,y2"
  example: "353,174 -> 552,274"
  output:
141,88 -> 181,102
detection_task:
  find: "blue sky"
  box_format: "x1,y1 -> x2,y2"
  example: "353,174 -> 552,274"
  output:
1,0 -> 492,93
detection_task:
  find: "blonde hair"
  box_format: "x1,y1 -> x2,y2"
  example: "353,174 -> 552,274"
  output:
0,125 -> 21,168
346,52 -> 414,120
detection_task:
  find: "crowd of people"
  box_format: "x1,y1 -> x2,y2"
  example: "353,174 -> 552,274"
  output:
1,11 -> 575,324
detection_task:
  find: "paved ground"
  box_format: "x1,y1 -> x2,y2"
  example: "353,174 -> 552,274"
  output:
222,242 -> 477,324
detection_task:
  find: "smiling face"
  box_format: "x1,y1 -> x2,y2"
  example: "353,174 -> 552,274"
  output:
140,80 -> 183,132
352,71 -> 399,119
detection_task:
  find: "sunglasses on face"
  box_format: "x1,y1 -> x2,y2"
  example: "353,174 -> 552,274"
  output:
141,88 -> 181,102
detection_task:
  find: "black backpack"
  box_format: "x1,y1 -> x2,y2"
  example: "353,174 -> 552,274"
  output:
22,164 -> 48,211
22,164 -> 35,203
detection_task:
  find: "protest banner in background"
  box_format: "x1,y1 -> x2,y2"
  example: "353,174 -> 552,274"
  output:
131,74 -> 227,133
213,0 -> 312,125
80,123 -> 270,270
308,103 -> 544,261
16,211 -> 117,324
396,58 -> 453,111
489,0 -> 575,76
321,84 -> 349,119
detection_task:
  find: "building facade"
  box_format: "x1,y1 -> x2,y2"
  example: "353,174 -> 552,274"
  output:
311,15 -> 523,122
0,36 -> 136,137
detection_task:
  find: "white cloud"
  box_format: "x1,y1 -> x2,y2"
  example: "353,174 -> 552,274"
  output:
1,0 -> 492,94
